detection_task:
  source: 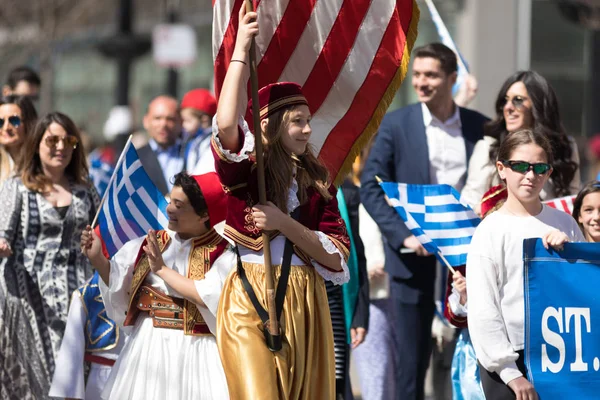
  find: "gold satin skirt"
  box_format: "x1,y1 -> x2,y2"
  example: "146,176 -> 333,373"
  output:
217,262 -> 336,400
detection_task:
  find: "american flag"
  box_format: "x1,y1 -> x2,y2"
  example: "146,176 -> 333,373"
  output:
213,0 -> 419,183
380,182 -> 481,267
95,142 -> 168,257
543,195 -> 576,215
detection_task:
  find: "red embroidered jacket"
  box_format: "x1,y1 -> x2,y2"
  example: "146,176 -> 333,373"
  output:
211,132 -> 350,266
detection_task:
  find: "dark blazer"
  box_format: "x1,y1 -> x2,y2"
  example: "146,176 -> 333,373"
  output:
360,103 -> 488,304
137,144 -> 170,196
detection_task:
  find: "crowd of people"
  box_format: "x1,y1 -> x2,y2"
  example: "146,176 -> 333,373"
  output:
0,7 -> 599,400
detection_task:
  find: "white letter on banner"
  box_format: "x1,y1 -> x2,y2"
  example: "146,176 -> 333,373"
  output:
541,307 -> 565,373
565,307 -> 591,372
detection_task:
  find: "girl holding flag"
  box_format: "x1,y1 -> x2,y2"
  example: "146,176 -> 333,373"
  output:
466,128 -> 584,400
212,5 -> 350,399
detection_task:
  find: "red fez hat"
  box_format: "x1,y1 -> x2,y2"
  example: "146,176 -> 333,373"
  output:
245,82 -> 308,129
191,172 -> 227,228
479,184 -> 507,218
181,89 -> 217,116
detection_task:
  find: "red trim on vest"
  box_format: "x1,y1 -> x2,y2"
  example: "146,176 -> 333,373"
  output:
84,353 -> 115,366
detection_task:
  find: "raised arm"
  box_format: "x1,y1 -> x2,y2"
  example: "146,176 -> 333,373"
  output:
216,6 -> 258,152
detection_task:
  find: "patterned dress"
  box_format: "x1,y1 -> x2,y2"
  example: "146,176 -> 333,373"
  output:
0,177 -> 98,399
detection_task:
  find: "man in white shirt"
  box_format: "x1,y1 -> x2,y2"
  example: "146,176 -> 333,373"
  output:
361,43 -> 489,400
136,95 -> 185,195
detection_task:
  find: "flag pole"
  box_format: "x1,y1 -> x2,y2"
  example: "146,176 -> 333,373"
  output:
245,0 -> 279,342
91,135 -> 133,228
376,175 -> 456,275
437,251 -> 456,275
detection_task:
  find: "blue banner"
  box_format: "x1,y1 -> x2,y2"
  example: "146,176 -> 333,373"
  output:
524,238 -> 600,399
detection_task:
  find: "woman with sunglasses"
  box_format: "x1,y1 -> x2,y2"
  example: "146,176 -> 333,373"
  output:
466,128 -> 584,400
0,112 -> 98,398
461,71 -> 579,214
0,95 -> 37,185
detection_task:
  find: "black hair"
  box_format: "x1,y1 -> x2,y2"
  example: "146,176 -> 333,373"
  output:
413,42 -> 458,75
572,180 -> 600,230
487,70 -> 577,197
173,172 -> 210,229
5,66 -> 41,89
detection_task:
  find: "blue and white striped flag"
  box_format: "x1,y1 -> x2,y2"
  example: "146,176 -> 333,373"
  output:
95,142 -> 168,257
424,0 -> 469,95
89,158 -> 114,198
380,182 -> 480,267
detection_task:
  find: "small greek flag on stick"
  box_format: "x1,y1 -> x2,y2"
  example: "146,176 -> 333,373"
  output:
379,182 -> 481,269
93,137 -> 168,257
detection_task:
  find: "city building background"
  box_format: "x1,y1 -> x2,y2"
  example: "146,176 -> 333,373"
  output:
0,0 -> 596,175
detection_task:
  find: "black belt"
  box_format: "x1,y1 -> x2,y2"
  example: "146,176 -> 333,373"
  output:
236,208 -> 299,352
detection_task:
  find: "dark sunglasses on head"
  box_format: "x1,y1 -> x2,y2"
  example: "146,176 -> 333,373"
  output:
0,115 -> 21,128
501,160 -> 552,175
44,135 -> 79,149
500,95 -> 528,110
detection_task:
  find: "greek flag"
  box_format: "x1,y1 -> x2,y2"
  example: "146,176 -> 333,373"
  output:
89,158 -> 114,198
96,142 -> 168,257
380,182 -> 480,267
424,0 -> 469,94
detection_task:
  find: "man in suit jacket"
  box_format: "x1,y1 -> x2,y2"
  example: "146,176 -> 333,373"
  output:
136,95 -> 185,196
360,43 -> 488,400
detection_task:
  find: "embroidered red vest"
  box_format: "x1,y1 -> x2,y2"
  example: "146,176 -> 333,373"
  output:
123,229 -> 228,335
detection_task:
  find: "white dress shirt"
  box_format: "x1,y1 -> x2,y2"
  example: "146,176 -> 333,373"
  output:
148,139 -> 185,192
422,103 -> 467,191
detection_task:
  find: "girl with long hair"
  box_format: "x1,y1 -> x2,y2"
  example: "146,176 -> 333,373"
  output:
0,95 -> 37,185
461,71 -> 579,213
0,112 -> 97,398
213,6 -> 350,399
466,128 -> 584,400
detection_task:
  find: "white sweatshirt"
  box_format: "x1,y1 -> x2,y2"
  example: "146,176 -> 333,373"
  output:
466,205 -> 584,384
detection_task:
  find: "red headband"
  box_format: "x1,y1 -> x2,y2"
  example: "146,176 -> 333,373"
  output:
191,172 -> 227,227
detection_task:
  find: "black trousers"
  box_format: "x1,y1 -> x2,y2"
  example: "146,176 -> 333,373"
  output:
479,350 -> 530,400
390,300 -> 435,400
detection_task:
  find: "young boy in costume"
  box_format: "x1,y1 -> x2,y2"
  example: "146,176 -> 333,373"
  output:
81,172 -> 232,400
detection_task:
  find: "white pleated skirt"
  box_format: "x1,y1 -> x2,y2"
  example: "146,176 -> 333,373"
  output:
101,315 -> 229,400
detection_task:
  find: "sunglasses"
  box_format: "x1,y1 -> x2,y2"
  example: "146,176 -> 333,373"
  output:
500,95 -> 528,110
0,115 -> 21,128
501,160 -> 552,175
44,135 -> 79,149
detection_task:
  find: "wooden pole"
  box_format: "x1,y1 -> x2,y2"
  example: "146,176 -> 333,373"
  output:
245,0 -> 279,338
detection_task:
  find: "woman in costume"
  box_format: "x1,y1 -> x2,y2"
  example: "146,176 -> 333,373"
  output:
0,112 -> 97,398
213,6 -> 350,400
81,172 -> 233,400
461,71 -> 580,213
0,95 -> 37,186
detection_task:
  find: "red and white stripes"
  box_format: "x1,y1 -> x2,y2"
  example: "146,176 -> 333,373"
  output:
544,195 -> 576,215
213,0 -> 419,183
